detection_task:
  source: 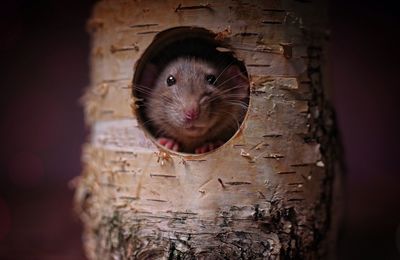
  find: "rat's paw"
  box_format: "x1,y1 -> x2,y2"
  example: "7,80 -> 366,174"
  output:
194,141 -> 223,154
157,137 -> 180,152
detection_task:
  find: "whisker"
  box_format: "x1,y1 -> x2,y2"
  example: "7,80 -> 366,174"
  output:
210,110 -> 241,130
214,61 -> 235,84
223,100 -> 248,107
207,85 -> 248,103
134,84 -> 155,95
216,74 -> 243,89
135,84 -> 153,90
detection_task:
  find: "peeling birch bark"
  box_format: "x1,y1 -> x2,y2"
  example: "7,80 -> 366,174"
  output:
75,0 -> 343,259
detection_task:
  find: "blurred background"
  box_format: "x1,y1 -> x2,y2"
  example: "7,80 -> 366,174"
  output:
0,0 -> 399,259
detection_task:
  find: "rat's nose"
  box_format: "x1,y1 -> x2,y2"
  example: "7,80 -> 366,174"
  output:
184,106 -> 199,121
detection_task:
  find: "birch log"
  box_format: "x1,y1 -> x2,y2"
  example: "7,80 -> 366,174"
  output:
74,0 -> 343,259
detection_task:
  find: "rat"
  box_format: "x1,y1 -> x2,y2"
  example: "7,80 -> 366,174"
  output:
137,56 -> 249,154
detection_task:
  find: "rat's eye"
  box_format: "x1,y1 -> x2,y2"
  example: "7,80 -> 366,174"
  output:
166,75 -> 176,86
206,74 -> 216,85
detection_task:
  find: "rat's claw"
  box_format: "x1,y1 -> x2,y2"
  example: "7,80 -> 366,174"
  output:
157,137 -> 179,151
195,141 -> 223,154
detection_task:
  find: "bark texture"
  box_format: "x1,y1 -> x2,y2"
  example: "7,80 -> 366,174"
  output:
74,0 -> 343,259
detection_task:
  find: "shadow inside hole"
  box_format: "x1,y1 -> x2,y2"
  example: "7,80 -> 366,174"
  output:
133,27 -> 249,154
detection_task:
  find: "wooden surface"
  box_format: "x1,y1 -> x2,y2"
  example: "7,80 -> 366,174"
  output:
75,0 -> 340,259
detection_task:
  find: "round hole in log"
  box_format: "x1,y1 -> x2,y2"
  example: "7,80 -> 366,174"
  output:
133,26 -> 250,155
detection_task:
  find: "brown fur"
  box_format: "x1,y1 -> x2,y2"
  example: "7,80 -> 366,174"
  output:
143,57 -> 249,153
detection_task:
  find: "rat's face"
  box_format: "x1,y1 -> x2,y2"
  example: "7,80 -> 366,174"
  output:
146,57 -> 249,140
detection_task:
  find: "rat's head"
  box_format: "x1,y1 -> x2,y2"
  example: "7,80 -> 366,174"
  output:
142,56 -> 249,143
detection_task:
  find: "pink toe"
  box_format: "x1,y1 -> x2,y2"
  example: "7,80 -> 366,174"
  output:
165,141 -> 174,149
157,138 -> 168,145
172,143 -> 179,151
157,137 -> 180,152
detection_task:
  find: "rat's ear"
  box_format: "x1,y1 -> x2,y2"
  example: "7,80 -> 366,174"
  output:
221,65 -> 249,100
137,63 -> 158,90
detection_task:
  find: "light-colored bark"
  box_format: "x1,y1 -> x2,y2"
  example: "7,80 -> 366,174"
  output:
75,0 -> 342,259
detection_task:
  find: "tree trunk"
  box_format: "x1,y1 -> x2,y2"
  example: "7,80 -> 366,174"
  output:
74,0 -> 343,259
